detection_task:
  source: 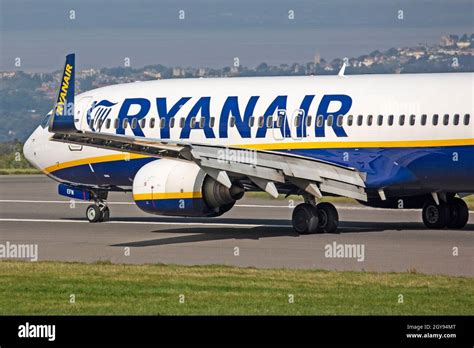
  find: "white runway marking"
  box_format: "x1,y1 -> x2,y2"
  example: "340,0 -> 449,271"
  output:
0,199 -> 134,205
0,218 -> 291,228
1,199 -> 472,213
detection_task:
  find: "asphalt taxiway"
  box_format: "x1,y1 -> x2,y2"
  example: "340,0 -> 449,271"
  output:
0,175 -> 473,276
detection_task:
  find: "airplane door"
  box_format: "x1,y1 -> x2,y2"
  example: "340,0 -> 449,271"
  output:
69,96 -> 92,151
272,109 -> 287,140
289,109 -> 304,140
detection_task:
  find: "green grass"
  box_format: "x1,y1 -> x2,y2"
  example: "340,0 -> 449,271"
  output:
0,261 -> 472,315
0,168 -> 42,175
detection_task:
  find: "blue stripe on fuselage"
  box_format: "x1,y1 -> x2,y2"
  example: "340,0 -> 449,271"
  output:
49,146 -> 474,193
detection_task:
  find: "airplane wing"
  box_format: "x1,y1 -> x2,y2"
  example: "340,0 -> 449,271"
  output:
49,54 -> 367,201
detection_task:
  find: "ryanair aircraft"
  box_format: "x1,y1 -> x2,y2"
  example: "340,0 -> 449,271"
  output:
23,54 -> 473,233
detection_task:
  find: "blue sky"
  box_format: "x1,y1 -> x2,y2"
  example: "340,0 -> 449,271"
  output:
1,0 -> 473,71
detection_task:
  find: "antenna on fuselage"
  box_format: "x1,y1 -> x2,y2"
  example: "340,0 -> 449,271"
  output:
337,62 -> 347,77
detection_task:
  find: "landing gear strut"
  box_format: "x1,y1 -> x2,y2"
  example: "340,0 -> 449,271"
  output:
291,196 -> 339,234
422,196 -> 468,229
86,191 -> 110,223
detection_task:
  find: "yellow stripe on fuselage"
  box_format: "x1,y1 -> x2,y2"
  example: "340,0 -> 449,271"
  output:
233,138 -> 474,150
133,192 -> 202,201
44,153 -> 150,174
43,138 -> 474,174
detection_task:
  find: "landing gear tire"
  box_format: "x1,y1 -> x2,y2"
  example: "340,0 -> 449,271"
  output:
86,204 -> 102,223
447,197 -> 469,229
422,200 -> 449,229
292,203 -> 319,234
99,206 -> 110,222
317,202 -> 339,234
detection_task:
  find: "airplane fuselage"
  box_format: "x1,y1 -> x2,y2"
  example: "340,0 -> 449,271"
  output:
24,73 -> 474,198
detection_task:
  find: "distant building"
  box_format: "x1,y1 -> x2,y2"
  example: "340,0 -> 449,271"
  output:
79,69 -> 98,77
440,35 -> 456,47
143,71 -> 162,79
0,71 -> 16,78
313,53 -> 321,65
457,41 -> 471,49
404,47 -> 426,59
197,68 -> 208,77
172,68 -> 185,77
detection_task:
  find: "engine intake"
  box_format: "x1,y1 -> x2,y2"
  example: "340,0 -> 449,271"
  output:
133,158 -> 243,217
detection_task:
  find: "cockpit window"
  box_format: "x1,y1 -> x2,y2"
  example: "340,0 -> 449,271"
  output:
40,110 -> 53,129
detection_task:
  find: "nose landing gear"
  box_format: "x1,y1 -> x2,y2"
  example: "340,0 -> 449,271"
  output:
86,202 -> 110,223
85,191 -> 110,223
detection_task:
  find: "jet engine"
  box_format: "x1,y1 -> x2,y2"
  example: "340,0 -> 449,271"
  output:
132,158 -> 244,217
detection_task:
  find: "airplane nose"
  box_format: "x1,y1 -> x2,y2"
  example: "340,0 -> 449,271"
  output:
23,132 -> 39,169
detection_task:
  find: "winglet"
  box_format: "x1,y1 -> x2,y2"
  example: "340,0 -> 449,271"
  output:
338,62 -> 347,77
49,54 -> 77,133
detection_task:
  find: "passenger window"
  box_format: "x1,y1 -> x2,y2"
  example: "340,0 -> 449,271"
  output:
209,117 -> 215,128
105,119 -> 111,129
258,116 -> 264,128
443,114 -> 449,126
357,115 -> 363,126
409,114 -> 416,126
399,115 -> 405,126
179,118 -> 185,128
432,114 -> 439,126
114,118 -> 119,129
131,118 -> 137,129
266,116 -> 273,128
388,115 -> 394,126
327,115 -> 333,127
316,115 -> 323,127
160,118 -> 166,129
170,118 -> 175,128
464,114 -> 470,125
295,115 -> 301,127
306,115 -> 312,127
140,118 -> 146,128
249,116 -> 254,127
377,115 -> 383,126
337,114 -> 343,127
453,114 -> 460,125
421,114 -> 427,125
229,116 -> 235,127
347,115 -> 353,126
190,117 -> 196,128
276,115 -> 283,128
149,118 -> 155,128
122,118 -> 128,129
89,119 -> 94,128
199,117 -> 205,129
367,115 -> 373,126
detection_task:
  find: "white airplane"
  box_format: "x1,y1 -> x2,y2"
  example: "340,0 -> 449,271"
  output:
23,54 -> 473,233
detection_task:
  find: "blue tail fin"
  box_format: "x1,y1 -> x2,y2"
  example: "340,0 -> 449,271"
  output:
49,54 -> 77,133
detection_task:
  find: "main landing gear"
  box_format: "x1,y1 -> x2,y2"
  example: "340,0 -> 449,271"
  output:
292,197 -> 339,234
422,196 -> 468,229
86,191 -> 110,223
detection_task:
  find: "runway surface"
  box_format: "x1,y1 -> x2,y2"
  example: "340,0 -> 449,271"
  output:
1,175 -> 473,276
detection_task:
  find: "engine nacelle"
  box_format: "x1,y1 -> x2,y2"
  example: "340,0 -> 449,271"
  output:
133,159 -> 243,217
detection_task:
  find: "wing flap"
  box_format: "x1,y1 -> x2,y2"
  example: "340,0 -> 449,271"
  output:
51,131 -> 367,201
